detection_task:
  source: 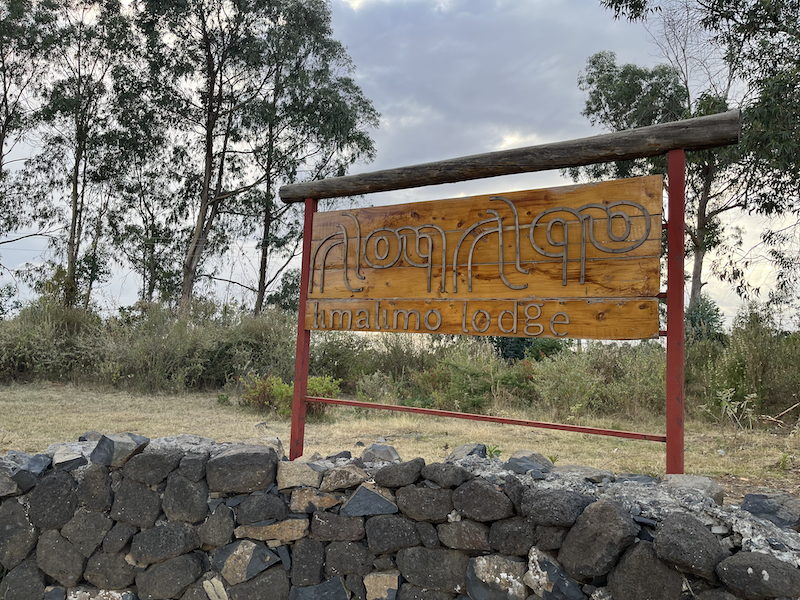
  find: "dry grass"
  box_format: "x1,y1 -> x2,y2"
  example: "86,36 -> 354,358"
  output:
2,382 -> 798,502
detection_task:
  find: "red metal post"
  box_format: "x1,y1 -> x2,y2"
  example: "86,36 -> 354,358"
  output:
666,149 -> 686,474
290,198 -> 318,460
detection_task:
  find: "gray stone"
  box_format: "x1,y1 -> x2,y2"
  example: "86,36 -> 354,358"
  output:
416,521 -> 440,548
553,465 -> 615,484
0,471 -> 20,497
2,451 -> 51,492
163,473 -> 209,524
320,464 -> 370,492
437,520 -> 491,553
325,541 -> 375,577
44,587 -> 66,600
66,587 -> 137,600
341,483 -> 398,517
362,444 -> 401,463
276,544 -> 291,570
520,488 -> 594,527
364,570 -> 401,600
289,488 -> 345,513
366,514 -> 421,554
662,474 -> 724,505
80,431 -> 104,442
51,444 -> 90,471
396,486 -> 453,523
397,584 -> 453,600
83,552 -> 136,589
212,540 -> 280,586
466,555 -> 528,600
276,461 -> 323,490
110,478 -> 162,529
488,517 -> 536,556
535,525 -> 570,551
421,463 -> 472,489
228,566 -> 290,600
446,443 -> 486,462
694,590 -> 739,600
102,521 -> 137,554
135,553 -> 203,600
607,541 -> 682,600
198,505 -> 235,548
558,500 -> 639,583
130,522 -> 200,565
396,547 -> 471,594
61,508 -> 114,557
0,499 -> 37,570
123,449 -> 183,485
287,576 -> 348,600
27,470 -> 78,529
653,512 -> 730,581
291,537 -> 324,586
233,492 -> 287,525
345,573 -> 367,600
310,511 -> 365,541
374,458 -> 425,488
206,445 -> 278,494
508,449 -> 554,468
503,456 -> 550,479
741,492 -> 800,531
36,530 -> 85,588
523,547 -> 585,600
452,479 -> 513,522
76,464 -> 112,512
90,433 -> 150,468
715,551 -> 800,600
0,558 -> 45,600
327,451 -> 352,460
178,451 -> 209,482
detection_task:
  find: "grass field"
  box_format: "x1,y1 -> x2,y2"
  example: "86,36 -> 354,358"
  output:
2,382 -> 798,503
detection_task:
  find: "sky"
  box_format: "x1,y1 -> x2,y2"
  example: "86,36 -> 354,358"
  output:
0,0 -> 771,322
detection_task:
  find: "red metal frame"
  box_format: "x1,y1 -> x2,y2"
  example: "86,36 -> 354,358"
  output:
289,154 -> 687,471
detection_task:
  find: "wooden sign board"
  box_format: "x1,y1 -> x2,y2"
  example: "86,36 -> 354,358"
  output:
305,176 -> 662,339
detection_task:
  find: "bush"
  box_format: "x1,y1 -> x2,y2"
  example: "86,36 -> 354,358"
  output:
239,373 -> 341,419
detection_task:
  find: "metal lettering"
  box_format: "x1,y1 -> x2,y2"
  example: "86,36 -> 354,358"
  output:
393,309 -> 421,331
424,309 -> 442,331
549,312 -> 570,337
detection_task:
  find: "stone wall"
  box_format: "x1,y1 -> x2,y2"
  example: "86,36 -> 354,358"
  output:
2,433 -> 800,600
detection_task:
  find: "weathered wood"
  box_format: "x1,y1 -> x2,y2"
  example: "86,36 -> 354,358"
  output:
280,110 -> 740,203
305,298 -> 659,339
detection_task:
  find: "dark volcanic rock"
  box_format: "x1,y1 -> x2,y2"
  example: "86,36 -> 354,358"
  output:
0,499 -> 38,570
524,547 -> 585,600
716,551 -> 800,600
446,443 -> 486,462
234,491 -> 287,525
366,514 -> 421,554
345,573 -> 367,600
0,558 -> 45,600
110,478 -> 162,529
452,479 -> 513,522
653,512 -> 730,581
558,499 -> 639,583
90,433 -> 149,468
340,483 -> 398,517
206,445 -> 278,494
535,525 -> 570,551
122,448 -> 183,485
27,470 -> 77,530
3,451 -> 50,492
607,541 -> 682,600
83,552 -> 136,589
130,522 -> 200,565
291,537 -> 325,586
437,520 -> 491,553
397,583 -> 455,600
287,576 -> 348,600
325,541 -> 375,577
198,504 -> 235,548
135,553 -> 203,600
162,473 -> 209,524
361,443 -> 401,463
503,455 -> 551,479
177,451 -> 209,482
489,517 -> 536,556
102,521 -> 137,554
374,458 -> 425,488
310,511 -> 365,541
36,530 -> 85,588
415,521 -> 440,548
60,508 -> 114,558
396,547 -> 470,594
741,492 -> 800,531
229,566 -> 290,600
421,463 -> 472,489
212,540 -> 280,586
76,463 -> 112,512
396,486 -> 453,523
520,487 -> 594,527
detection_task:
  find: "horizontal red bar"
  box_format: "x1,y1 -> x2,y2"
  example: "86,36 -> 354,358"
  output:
305,397 -> 667,443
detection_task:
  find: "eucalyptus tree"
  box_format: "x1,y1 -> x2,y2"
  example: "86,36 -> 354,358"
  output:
136,0 -> 378,314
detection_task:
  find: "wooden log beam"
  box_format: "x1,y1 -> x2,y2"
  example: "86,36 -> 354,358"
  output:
280,110 -> 740,204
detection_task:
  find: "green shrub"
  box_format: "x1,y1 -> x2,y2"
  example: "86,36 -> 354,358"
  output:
239,373 -> 340,419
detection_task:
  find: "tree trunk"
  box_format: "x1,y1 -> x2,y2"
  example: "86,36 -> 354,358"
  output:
253,200 -> 273,315
687,161 -> 715,314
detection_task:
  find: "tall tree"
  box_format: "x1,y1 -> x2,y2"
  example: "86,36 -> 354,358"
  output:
137,0 -> 378,314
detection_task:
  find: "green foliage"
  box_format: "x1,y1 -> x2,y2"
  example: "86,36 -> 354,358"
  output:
489,336 -> 568,362
239,373 -> 340,419
686,294 -> 725,342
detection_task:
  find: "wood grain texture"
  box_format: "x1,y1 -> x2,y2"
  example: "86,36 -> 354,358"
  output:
280,111 -> 740,203
304,298 -> 659,340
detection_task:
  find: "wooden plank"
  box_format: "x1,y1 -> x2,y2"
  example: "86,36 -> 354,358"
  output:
304,298 -> 659,340
280,111 -> 740,203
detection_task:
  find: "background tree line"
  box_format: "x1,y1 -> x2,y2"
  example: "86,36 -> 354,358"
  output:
0,0 -> 378,313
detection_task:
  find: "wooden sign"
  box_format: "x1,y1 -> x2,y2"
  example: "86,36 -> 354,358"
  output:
305,176 -> 662,339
